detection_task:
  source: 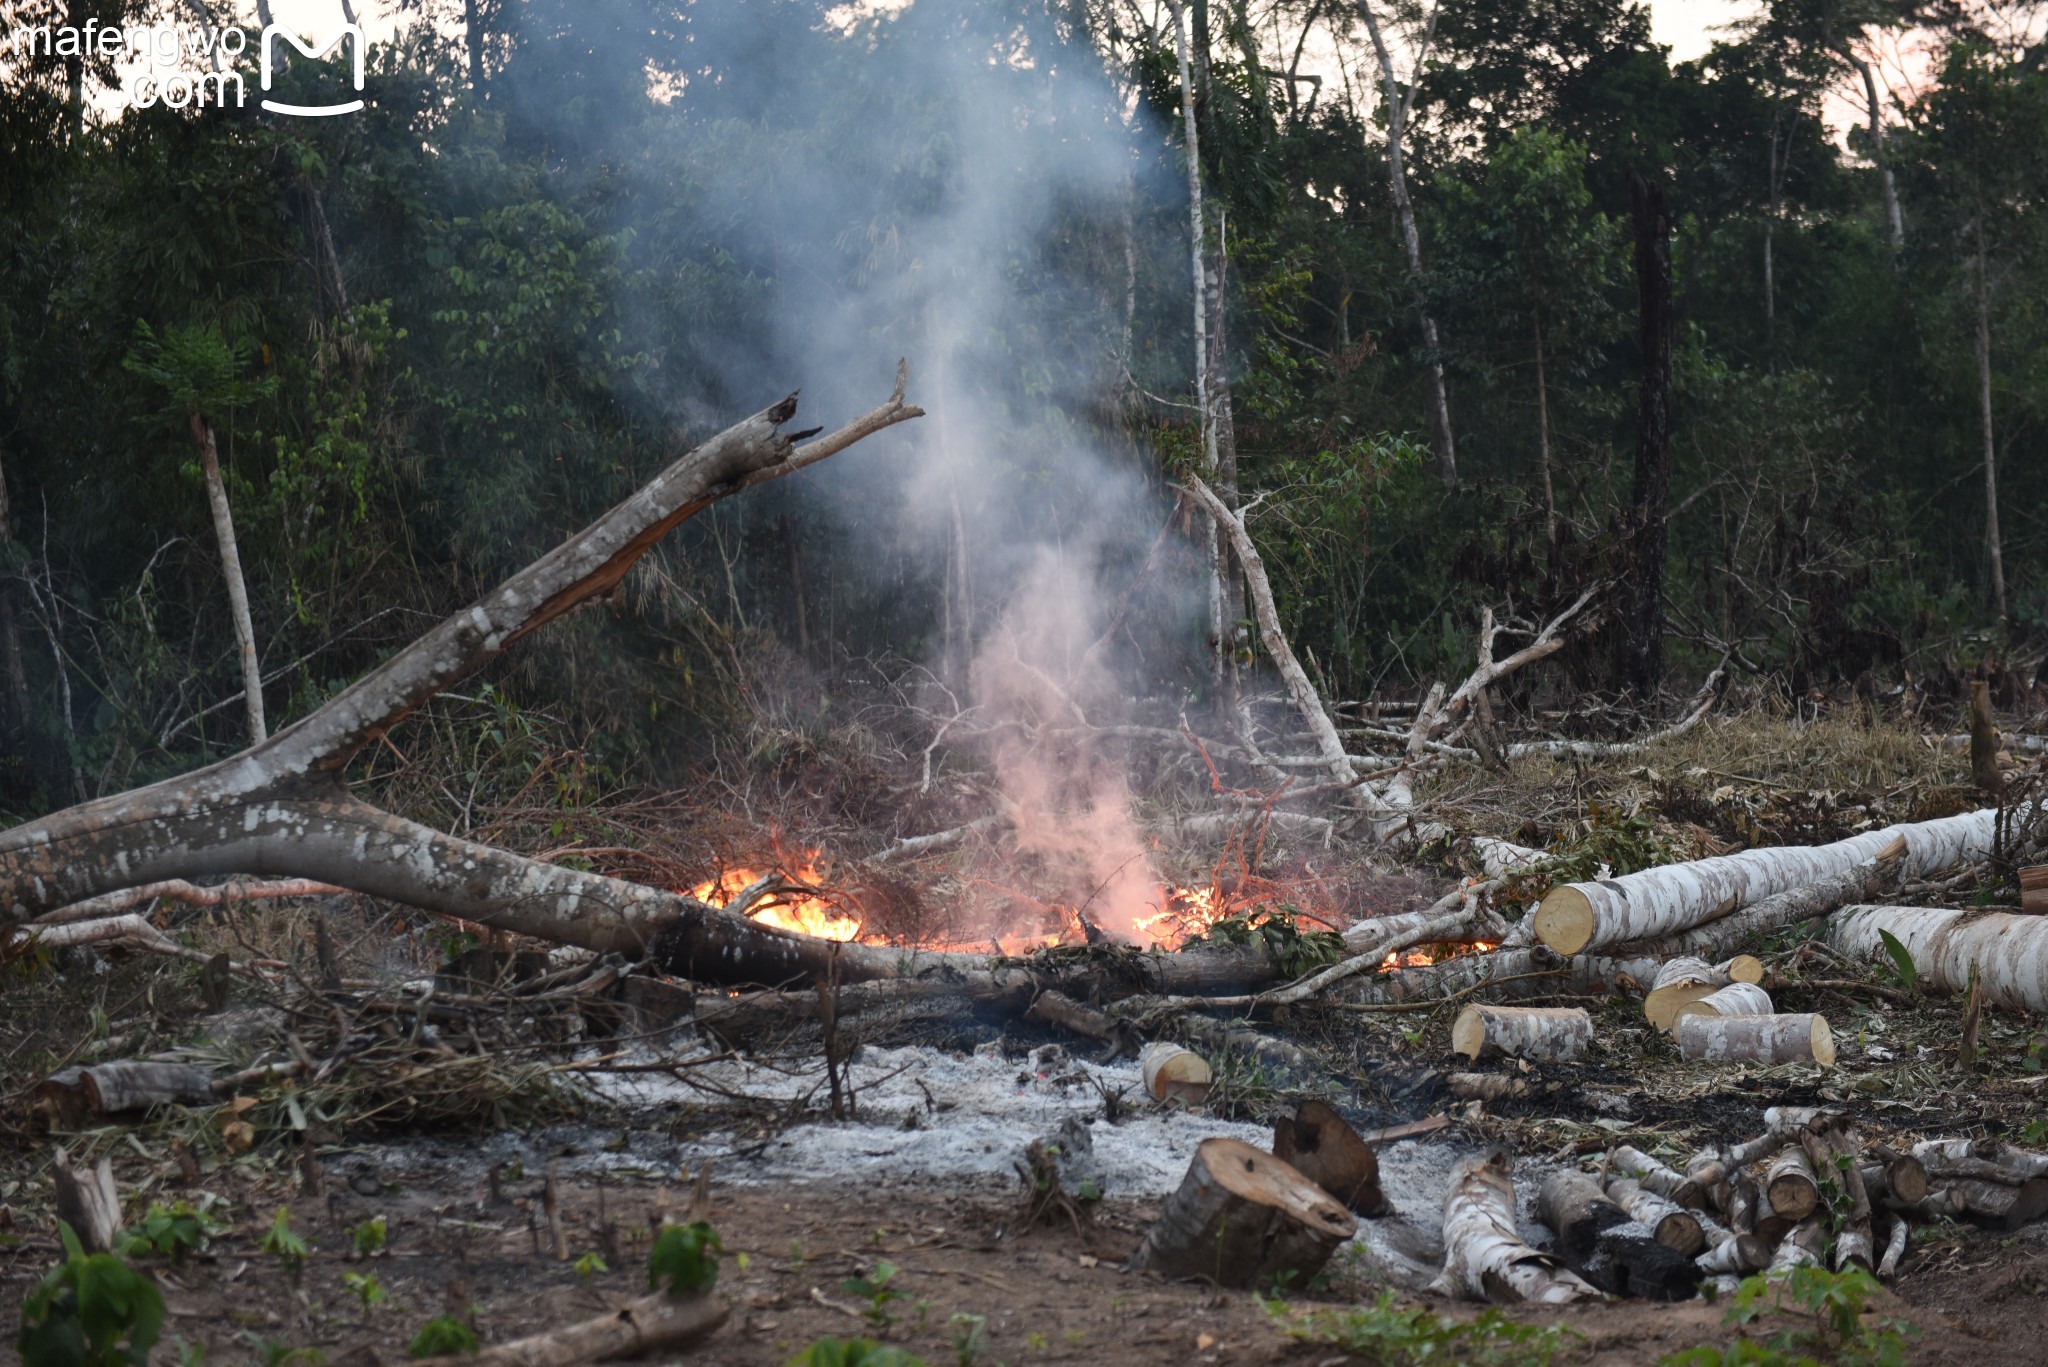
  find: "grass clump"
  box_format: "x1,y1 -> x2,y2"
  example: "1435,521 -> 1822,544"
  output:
1267,1291 -> 1577,1366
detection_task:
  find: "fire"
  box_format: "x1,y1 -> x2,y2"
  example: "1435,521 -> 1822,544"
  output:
689,856 -> 864,942
1129,885 -> 1226,950
1381,939 -> 1498,971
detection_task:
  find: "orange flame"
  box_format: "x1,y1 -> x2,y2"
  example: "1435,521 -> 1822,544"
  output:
1128,885 -> 1226,950
690,857 -> 863,942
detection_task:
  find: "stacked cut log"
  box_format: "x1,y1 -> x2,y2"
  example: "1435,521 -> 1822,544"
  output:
1607,1116 -> 2048,1286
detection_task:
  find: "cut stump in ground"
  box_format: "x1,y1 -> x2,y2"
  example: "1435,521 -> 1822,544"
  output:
1272,1100 -> 1389,1218
1130,1137 -> 1355,1288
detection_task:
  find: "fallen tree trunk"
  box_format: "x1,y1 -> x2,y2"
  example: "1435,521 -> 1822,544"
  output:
0,379 -> 925,971
1450,1005 -> 1590,1061
1532,814 -> 2017,956
1431,1152 -> 1597,1304
35,1061 -> 219,1128
410,1292 -> 728,1366
1830,906 -> 2048,1012
1601,845 -> 1904,964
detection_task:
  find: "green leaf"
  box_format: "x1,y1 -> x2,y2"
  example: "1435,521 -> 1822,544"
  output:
647,1223 -> 720,1299
1877,931 -> 1917,989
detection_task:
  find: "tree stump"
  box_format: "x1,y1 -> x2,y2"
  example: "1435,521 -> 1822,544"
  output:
1130,1137 -> 1355,1288
52,1147 -> 121,1253
1272,1100 -> 1389,1217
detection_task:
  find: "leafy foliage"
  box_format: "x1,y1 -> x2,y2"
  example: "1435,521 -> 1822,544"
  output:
647,1222 -> 721,1299
407,1317 -> 479,1358
17,1225 -> 167,1367
1268,1291 -> 1578,1366
785,1339 -> 929,1367
1659,1266 -> 1913,1367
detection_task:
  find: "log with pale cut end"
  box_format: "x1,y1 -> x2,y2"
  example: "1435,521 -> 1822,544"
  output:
52,1148 -> 121,1254
1830,906 -> 2048,1013
1947,1177 -> 2048,1230
1531,815 -> 2011,956
1272,1100 -> 1388,1218
1676,1012 -> 1834,1066
1430,1152 -> 1597,1305
1643,957 -> 1724,1031
1695,1223 -> 1768,1275
1139,1043 -> 1212,1104
1605,1177 -> 1704,1257
1859,1153 -> 1930,1209
1672,982 -> 1772,1022
1537,1169 -> 1627,1257
1131,1137 -> 1356,1287
1764,1148 -> 1820,1221
1718,954 -> 1765,984
1609,1145 -> 1704,1209
1450,1005 -> 1591,1061
34,1060 -> 220,1130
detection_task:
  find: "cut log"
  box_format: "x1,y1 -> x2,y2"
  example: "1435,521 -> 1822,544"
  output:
1643,958 -> 1725,1031
1130,1137 -> 1356,1287
52,1148 -> 121,1253
1604,848 -> 1907,965
1877,1214 -> 1907,1279
1450,1005 -> 1591,1061
1582,1223 -> 1700,1301
1675,1013 -> 1834,1066
1642,957 -> 1766,1031
1447,1072 -> 1545,1103
1430,1152 -> 1597,1304
1672,982 -> 1772,1022
1859,1152 -> 1930,1209
1532,816 -> 2013,956
1272,1100 -> 1389,1217
1910,1137 -> 2048,1184
1764,1148 -> 1820,1221
1768,1216 -> 1826,1271
1139,1043 -> 1212,1105
34,1061 -> 221,1130
1947,1177 -> 2048,1230
1794,1123 -> 1873,1271
1832,906 -> 2048,1012
1608,1146 -> 1704,1209
1694,1219 -> 1768,1275
1537,1169 -> 1628,1257
2022,865 -> 2047,915
1605,1177 -> 1704,1257
409,1292 -> 728,1366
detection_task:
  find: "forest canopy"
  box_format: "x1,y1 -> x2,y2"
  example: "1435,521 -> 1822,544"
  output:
0,0 -> 2041,820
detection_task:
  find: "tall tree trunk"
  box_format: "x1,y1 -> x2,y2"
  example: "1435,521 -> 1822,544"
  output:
1356,0 -> 1456,487
1973,225 -> 2007,626
0,449 -> 29,736
1764,109 -> 1781,357
1534,311 -> 1556,549
1165,0 -> 1228,688
464,0 -> 487,95
1842,48 -> 1904,251
1205,213 -> 1246,663
191,416 -> 267,744
1620,174 -> 1673,698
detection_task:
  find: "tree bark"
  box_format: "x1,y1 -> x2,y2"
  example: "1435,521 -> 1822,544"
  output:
1532,813 -> 2002,957
0,447 -> 29,737
1973,226 -> 2007,625
1604,1177 -> 1703,1257
1355,0 -> 1456,486
1432,1152 -> 1595,1304
1449,1004 -> 1590,1061
1534,311 -> 1556,546
0,382 -> 923,964
411,1293 -> 727,1367
1619,172 -> 1672,697
1538,1169 -> 1627,1257
192,415 -> 267,743
1676,1013 -> 1834,1066
1131,1136 -> 1356,1287
1832,905 -> 2048,1013
1608,1146 -> 1705,1210
1842,47 -> 1904,251
1671,981 -> 1772,1023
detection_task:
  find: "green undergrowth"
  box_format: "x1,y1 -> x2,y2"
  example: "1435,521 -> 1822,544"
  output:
1264,1292 -> 1578,1366
1659,1267 -> 1913,1367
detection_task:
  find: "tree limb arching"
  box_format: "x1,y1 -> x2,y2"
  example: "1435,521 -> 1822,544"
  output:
0,374 -> 924,968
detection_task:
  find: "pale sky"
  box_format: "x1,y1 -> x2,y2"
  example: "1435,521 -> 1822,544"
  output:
1647,1 -> 1767,64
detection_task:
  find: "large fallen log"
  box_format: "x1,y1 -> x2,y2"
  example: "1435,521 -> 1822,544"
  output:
1431,1152 -> 1597,1304
1830,906 -> 2048,1012
0,378 -> 928,982
1531,813 -> 2019,956
409,1292 -> 728,1366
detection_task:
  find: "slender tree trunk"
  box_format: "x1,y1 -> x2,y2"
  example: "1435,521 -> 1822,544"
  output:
1206,212 -> 1246,662
464,0 -> 487,95
1620,174 -> 1673,698
1843,48 -> 1904,251
1764,110 -> 1780,356
1165,0 -> 1228,687
0,450 -> 29,736
779,512 -> 809,658
1533,311 -> 1556,550
191,416 -> 267,744
1973,226 -> 2007,626
1356,0 -> 1456,487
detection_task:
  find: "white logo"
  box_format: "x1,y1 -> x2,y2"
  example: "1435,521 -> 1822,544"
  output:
259,23 -> 364,117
